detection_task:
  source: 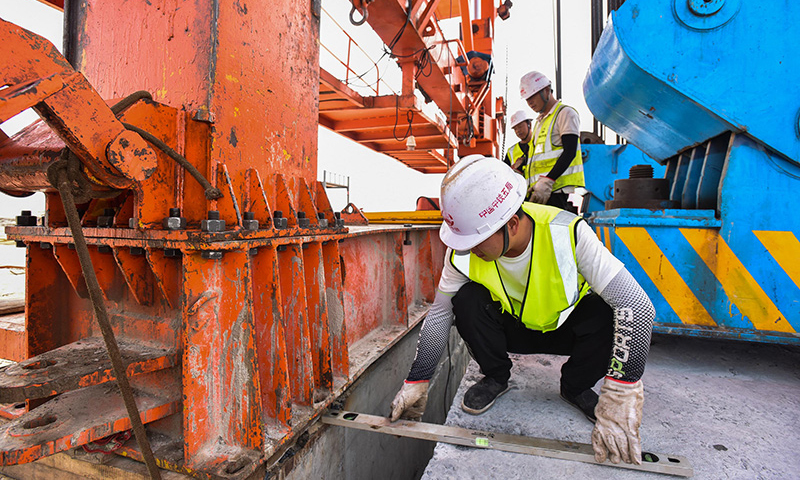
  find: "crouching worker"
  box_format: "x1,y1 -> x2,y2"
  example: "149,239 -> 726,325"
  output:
389,155 -> 655,465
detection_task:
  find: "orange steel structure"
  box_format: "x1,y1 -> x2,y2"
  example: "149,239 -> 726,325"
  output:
0,0 -> 500,477
320,0 -> 503,172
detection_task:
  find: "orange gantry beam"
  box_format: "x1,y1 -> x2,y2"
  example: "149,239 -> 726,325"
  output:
321,0 -> 501,168
319,68 -> 457,173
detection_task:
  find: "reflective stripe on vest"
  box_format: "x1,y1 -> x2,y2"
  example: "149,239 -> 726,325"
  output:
449,203 -> 589,332
527,102 -> 585,191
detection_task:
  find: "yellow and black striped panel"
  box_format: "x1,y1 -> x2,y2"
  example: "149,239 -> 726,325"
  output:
597,226 -> 798,339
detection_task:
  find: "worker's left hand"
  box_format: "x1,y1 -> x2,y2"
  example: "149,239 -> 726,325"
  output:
591,378 -> 644,465
528,176 -> 554,204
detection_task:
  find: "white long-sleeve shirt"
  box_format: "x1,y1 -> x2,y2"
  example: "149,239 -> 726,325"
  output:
406,220 -> 654,383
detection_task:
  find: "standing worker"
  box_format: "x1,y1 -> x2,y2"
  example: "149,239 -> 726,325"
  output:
389,155 -> 655,465
504,109 -> 535,174
519,71 -> 585,212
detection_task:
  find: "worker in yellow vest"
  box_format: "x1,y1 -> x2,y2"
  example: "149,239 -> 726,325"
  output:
389,156 -> 654,466
519,71 -> 585,213
503,109 -> 534,174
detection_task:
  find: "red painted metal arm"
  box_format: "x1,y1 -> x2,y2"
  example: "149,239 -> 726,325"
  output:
0,18 -> 156,191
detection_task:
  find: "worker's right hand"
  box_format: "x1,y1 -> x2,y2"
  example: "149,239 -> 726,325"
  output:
510,159 -> 525,176
389,380 -> 429,422
528,176 -> 554,204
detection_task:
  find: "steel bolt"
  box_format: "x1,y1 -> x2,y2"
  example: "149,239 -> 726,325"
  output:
249,247 -> 259,256
98,245 -> 112,253
242,211 -> 259,231
629,165 -> 655,179
201,251 -> 224,260
129,218 -> 138,229
688,0 -> 724,16
97,208 -> 115,228
164,248 -> 182,258
16,210 -> 36,227
297,211 -> 310,228
317,212 -> 328,228
334,211 -> 345,228
163,207 -> 187,230
39,242 -> 52,250
130,247 -> 145,256
15,241 -> 25,248
273,210 -> 288,229
201,210 -> 225,232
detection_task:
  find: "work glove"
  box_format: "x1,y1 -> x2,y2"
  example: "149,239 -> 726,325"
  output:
528,176 -> 554,204
389,380 -> 429,422
591,378 -> 644,465
510,158 -> 526,176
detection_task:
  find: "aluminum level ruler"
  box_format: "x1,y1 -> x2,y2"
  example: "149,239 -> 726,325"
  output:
322,411 -> 693,477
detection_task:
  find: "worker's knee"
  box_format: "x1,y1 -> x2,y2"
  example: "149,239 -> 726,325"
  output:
452,282 -> 492,316
453,282 -> 506,331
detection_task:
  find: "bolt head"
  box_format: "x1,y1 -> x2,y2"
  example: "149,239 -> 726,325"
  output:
243,219 -> 259,231
200,219 -> 226,232
163,216 -> 187,230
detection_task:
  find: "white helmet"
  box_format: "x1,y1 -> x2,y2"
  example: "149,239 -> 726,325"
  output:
439,155 -> 527,251
509,109 -> 533,128
519,71 -> 551,99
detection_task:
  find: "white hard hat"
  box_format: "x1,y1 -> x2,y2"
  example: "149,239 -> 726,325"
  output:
439,155 -> 527,251
509,110 -> 533,128
519,71 -> 551,99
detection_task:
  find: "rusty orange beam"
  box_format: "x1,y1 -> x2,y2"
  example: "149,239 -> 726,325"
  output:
354,0 -> 467,115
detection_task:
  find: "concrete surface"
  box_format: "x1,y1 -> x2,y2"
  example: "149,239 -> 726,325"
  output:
422,334 -> 800,479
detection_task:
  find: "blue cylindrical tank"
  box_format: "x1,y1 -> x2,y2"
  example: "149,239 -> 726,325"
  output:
584,0 -> 800,163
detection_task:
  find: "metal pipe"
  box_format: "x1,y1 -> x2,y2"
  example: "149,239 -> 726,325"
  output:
555,0 -> 562,99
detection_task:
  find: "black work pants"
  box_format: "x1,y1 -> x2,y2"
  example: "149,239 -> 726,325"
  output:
452,282 -> 614,396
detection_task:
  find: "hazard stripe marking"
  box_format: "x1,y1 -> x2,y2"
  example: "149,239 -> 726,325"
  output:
753,231 -> 800,290
681,229 -> 794,333
616,227 -> 716,327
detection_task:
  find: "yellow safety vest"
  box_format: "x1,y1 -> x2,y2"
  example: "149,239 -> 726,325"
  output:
450,203 -> 590,332
504,142 -> 530,170
527,102 -> 585,191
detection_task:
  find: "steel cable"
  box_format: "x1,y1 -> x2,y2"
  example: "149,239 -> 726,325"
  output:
50,152 -> 162,480
111,92 -> 223,200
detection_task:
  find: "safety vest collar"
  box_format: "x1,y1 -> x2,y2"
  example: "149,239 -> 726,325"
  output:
449,204 -> 587,331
